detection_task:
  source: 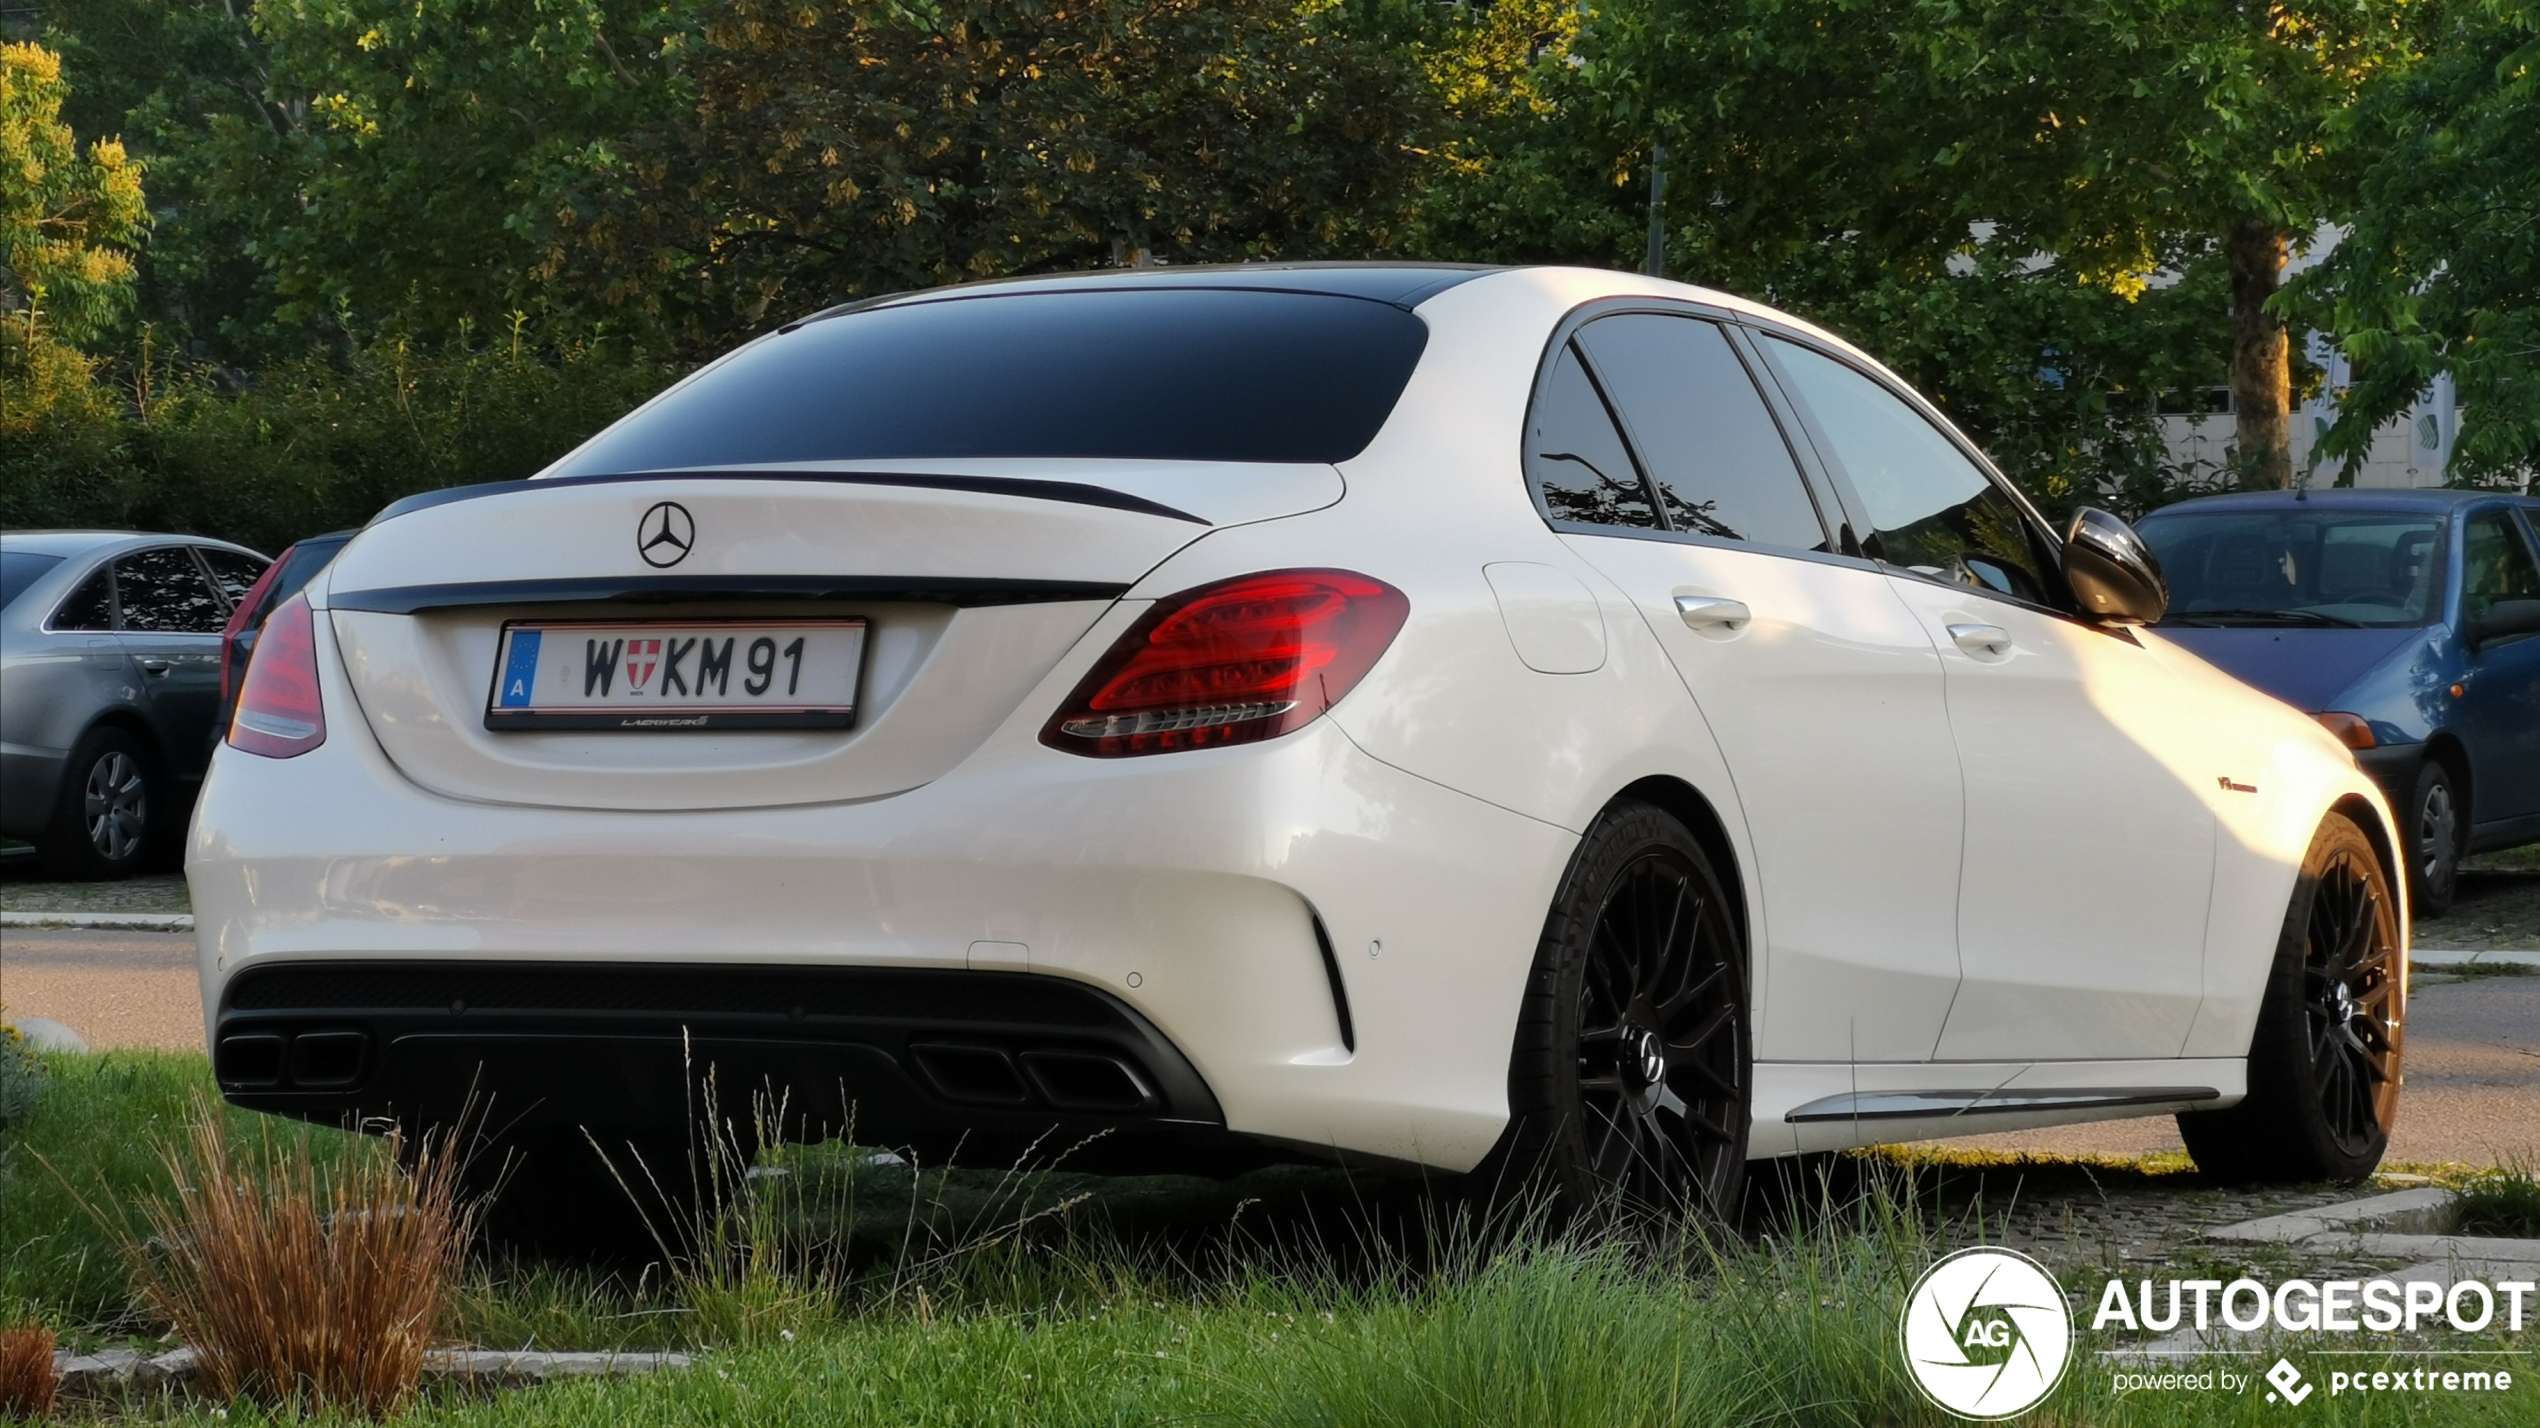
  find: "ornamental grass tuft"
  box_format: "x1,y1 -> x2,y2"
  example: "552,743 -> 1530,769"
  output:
123,1096 -> 474,1419
0,1323 -> 57,1420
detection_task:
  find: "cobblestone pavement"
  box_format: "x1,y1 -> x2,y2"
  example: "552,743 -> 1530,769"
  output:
1897,1157 -> 2406,1285
0,856 -> 190,915
2416,849 -> 2540,951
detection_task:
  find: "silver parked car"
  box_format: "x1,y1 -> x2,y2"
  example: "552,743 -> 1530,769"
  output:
2,531 -> 269,877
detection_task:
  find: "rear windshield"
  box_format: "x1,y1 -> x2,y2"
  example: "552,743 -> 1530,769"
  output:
0,551 -> 64,612
2139,508 -> 2446,628
548,288 -> 1430,474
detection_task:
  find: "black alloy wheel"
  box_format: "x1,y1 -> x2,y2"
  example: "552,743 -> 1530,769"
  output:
40,727 -> 158,879
1494,802 -> 1750,1218
2179,812 -> 2403,1183
2406,759 -> 2461,917
2301,844 -> 2406,1159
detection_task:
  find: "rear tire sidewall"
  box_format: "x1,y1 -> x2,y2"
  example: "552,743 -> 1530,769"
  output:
1492,802 -> 1751,1220
39,727 -> 159,881
2406,760 -> 2460,917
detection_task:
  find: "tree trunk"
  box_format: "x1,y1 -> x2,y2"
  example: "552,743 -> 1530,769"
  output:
2227,220 -> 2293,490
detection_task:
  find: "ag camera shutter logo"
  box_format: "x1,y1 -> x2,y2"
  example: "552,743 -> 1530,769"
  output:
1901,1247 -> 2073,1420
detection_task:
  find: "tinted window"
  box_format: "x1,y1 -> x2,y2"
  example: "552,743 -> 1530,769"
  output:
265,537 -> 350,615
115,547 -> 228,633
51,567 -> 114,630
1575,315 -> 1826,550
1768,337 -> 2048,600
1527,344 -> 1658,528
2140,509 -> 2444,628
198,548 -> 267,606
549,289 -> 1429,472
0,551 -> 62,612
2464,509 -> 2540,625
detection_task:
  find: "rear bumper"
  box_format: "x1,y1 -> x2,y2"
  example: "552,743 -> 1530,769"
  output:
189,664 -> 1578,1172
212,959 -> 1254,1172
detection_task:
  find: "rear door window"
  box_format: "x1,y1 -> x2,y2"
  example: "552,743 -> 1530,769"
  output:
198,548 -> 268,607
1527,344 -> 1659,528
1573,314 -> 1828,552
549,289 -> 1430,472
114,547 -> 229,633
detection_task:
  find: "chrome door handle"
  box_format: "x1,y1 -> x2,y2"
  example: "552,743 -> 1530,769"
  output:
1675,596 -> 1752,633
1947,622 -> 2012,658
137,657 -> 173,675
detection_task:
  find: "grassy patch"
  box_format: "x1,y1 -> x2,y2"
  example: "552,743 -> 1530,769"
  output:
2456,1163 -> 2540,1238
10,1055 -> 2536,1425
0,1051 -> 384,1336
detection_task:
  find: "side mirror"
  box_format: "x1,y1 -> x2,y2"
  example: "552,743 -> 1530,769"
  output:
2470,597 -> 2540,650
2063,507 -> 2168,625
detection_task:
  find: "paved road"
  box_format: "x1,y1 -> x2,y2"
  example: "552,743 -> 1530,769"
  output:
0,927 -> 202,1051
5,928 -> 2535,1167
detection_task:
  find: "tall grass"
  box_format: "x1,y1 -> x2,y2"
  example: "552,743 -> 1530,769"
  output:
2455,1159 -> 2540,1237
120,1097 -> 474,1418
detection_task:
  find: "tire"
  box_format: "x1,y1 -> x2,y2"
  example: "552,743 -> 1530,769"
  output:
2404,759 -> 2462,917
37,727 -> 159,880
2178,812 -> 2404,1184
464,1128 -> 705,1265
1487,801 -> 1751,1219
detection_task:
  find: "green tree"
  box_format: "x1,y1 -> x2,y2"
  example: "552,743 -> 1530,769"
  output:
568,0 -> 1432,348
2298,0 -> 2540,484
1583,0 -> 2408,490
1,39 -> 147,345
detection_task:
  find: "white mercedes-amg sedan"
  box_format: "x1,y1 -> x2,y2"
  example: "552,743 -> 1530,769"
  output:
192,264 -> 2407,1252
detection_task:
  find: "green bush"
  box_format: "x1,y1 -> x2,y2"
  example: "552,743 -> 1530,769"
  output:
1,319 -> 671,554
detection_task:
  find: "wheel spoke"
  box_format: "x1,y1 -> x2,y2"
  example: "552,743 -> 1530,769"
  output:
1665,1003 -> 1735,1062
1656,961 -> 1726,1022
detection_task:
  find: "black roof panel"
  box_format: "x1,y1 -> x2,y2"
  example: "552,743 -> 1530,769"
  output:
802,262 -> 1500,325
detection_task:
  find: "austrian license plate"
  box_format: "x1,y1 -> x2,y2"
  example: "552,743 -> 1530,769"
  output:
485,619 -> 865,731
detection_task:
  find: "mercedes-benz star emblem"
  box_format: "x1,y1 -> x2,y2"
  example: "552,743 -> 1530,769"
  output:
637,501 -> 695,568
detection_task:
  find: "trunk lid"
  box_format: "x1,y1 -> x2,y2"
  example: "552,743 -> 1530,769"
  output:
321,464 -> 1336,810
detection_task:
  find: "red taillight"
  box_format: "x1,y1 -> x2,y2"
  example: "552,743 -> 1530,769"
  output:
1042,569 -> 1409,757
217,558 -> 287,709
227,594 -> 327,758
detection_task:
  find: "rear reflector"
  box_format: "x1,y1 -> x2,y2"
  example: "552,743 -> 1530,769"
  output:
227,593 -> 327,758
1042,569 -> 1408,757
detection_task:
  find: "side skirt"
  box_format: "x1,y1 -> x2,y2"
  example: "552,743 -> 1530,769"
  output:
1747,1058 -> 2246,1158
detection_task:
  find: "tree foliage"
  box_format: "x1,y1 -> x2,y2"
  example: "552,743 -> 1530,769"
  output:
0,40 -> 147,345
2298,0 -> 2540,483
551,0 -> 1432,347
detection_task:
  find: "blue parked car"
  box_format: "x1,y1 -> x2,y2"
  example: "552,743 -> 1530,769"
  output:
2135,488 -> 2540,915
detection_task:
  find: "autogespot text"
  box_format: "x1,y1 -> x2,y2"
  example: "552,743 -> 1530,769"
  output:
2097,1275 -> 2528,1404
2092,1275 -> 2536,1335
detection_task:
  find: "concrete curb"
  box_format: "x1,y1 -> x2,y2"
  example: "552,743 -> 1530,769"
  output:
2410,947 -> 2540,968
52,1346 -> 692,1392
0,910 -> 193,931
